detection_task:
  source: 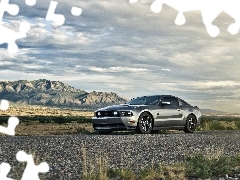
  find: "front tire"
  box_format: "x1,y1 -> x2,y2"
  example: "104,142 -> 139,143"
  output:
184,114 -> 197,133
136,112 -> 153,134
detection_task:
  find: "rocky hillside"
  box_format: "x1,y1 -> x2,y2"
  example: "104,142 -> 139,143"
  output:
0,79 -> 127,109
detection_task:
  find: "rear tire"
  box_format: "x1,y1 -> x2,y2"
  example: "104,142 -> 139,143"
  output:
98,131 -> 112,135
136,112 -> 153,134
184,114 -> 197,133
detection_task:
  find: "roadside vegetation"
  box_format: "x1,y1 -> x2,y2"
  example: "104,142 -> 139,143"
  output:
1,113 -> 240,135
197,115 -> 240,131
80,149 -> 240,180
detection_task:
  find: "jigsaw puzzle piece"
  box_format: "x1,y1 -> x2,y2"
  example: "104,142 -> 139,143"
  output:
0,162 -> 15,180
16,151 -> 49,180
0,21 -> 30,54
46,1 -> 65,26
150,0 -> 226,37
0,100 -> 9,111
175,12 -> 186,25
0,99 -> 19,136
224,0 -> 240,35
71,6 -> 82,16
151,0 -> 163,13
201,0 -> 223,37
25,0 -> 36,6
0,117 -> 19,136
0,0 -> 19,20
129,0 -> 138,3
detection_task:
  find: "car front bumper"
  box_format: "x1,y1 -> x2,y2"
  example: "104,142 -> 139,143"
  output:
92,116 -> 137,131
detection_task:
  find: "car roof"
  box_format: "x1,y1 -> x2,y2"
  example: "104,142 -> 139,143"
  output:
137,95 -> 174,98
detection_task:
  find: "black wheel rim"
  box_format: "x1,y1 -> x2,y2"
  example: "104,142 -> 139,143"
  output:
188,116 -> 196,130
139,113 -> 152,133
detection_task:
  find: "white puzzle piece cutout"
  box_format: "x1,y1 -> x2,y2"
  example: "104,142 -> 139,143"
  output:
25,0 -> 37,7
129,0 -> 138,4
46,1 -> 65,26
71,6 -> 82,16
0,0 -> 30,53
0,0 -> 82,53
0,116 -> 19,136
0,100 -> 9,111
0,163 -> 15,180
131,0 -> 240,37
0,0 -> 19,20
0,100 -> 19,136
16,151 -> 49,180
0,22 -> 30,54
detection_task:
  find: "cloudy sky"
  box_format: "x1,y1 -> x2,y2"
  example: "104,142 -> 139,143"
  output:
0,0 -> 240,113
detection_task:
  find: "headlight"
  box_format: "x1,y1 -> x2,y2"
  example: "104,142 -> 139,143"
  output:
95,111 -> 102,117
119,111 -> 133,116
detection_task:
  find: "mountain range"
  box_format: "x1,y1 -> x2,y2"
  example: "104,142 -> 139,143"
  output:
0,79 -> 127,109
0,79 -> 232,115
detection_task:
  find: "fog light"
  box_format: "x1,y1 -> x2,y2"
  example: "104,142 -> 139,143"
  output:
128,120 -> 136,124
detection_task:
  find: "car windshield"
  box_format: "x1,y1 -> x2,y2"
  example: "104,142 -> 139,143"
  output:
128,96 -> 160,105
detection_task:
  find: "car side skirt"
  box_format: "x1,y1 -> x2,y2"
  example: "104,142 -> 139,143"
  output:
153,126 -> 185,130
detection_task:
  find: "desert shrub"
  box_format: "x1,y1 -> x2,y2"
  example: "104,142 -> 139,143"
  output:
186,153 -> 212,179
186,154 -> 238,179
209,121 -> 226,130
0,116 -> 8,124
199,116 -> 240,131
53,116 -> 72,124
211,156 -> 232,177
75,116 -> 92,123
1,115 -> 91,124
108,168 -> 136,180
225,126 -> 235,130
38,118 -> 52,123
235,120 -> 240,129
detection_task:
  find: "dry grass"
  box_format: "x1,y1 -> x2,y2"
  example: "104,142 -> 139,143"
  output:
0,121 -> 94,136
81,147 -> 109,180
0,106 -> 93,117
79,143 -> 187,180
16,122 -> 94,136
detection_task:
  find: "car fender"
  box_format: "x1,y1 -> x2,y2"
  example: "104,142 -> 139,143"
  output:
137,109 -> 155,123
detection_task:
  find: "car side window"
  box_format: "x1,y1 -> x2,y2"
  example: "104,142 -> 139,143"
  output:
179,99 -> 189,106
162,97 -> 179,106
145,96 -> 160,105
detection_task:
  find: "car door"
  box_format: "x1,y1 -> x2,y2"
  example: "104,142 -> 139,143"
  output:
154,96 -> 184,127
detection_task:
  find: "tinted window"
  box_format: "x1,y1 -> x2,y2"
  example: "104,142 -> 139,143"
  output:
128,97 -> 145,105
145,96 -> 160,105
179,99 -> 190,106
161,97 -> 179,106
128,96 -> 160,105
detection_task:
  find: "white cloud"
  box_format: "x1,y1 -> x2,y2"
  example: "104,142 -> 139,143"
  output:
161,69 -> 171,71
1,0 -> 240,113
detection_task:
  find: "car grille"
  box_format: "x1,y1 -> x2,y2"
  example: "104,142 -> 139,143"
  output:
95,111 -> 119,118
93,123 -> 125,128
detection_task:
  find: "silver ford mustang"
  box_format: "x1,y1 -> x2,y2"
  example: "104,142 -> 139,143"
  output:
92,95 -> 201,134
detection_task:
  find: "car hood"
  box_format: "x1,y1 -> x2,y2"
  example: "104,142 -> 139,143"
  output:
97,104 -> 146,111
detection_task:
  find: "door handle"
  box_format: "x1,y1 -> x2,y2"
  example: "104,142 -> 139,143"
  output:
177,109 -> 181,111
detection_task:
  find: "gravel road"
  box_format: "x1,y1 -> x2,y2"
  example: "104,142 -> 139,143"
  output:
1,131 -> 240,179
